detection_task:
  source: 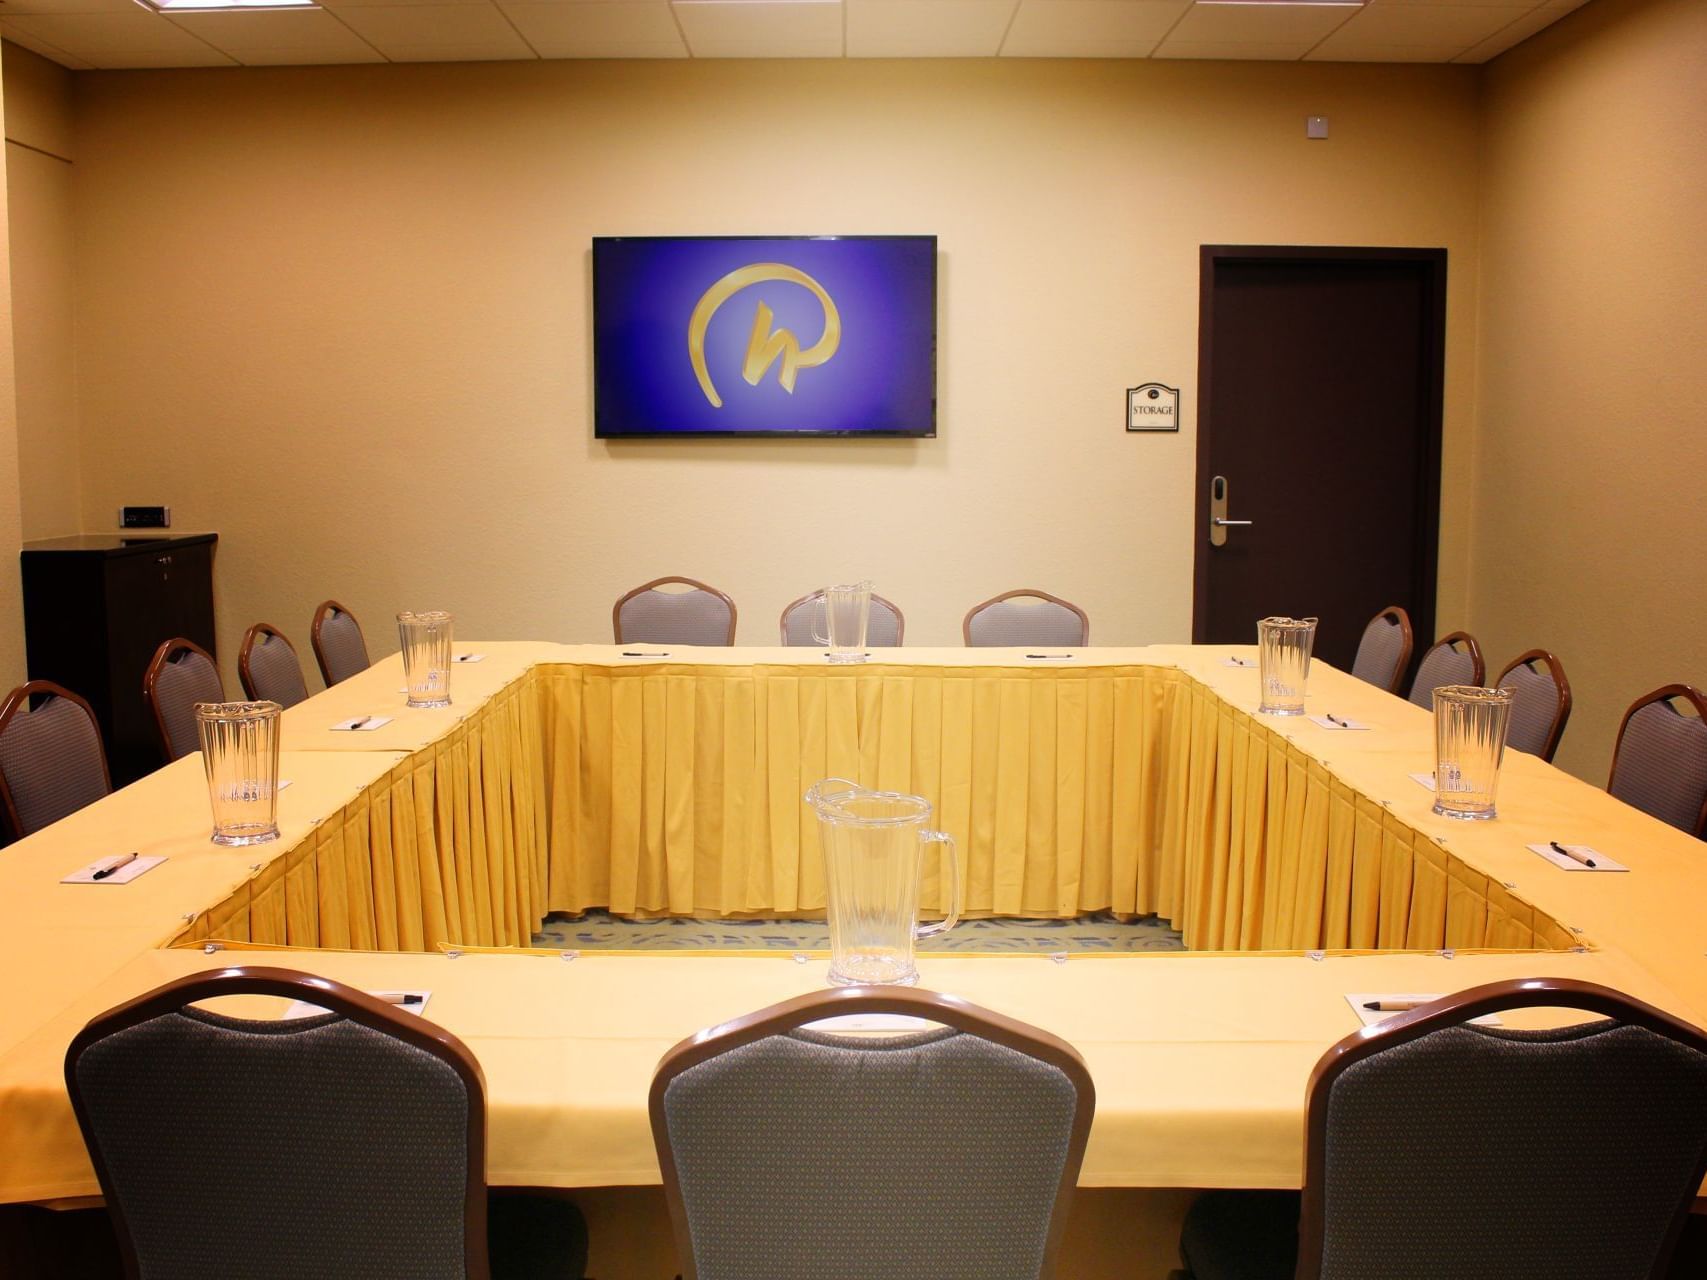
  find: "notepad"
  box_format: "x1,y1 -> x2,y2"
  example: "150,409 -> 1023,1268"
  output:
1528,842 -> 1628,873
333,716 -> 393,732
62,856 -> 165,885
1310,715 -> 1371,731
1410,771 -> 1437,791
282,991 -> 433,1020
1346,994 -> 1502,1028
277,779 -> 293,791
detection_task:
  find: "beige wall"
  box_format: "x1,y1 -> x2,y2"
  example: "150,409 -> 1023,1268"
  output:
64,59 -> 1482,681
1473,0 -> 1707,781
4,41 -> 79,542
0,48 -> 23,690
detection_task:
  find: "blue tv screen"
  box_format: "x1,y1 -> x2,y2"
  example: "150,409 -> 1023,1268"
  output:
593,236 -> 937,438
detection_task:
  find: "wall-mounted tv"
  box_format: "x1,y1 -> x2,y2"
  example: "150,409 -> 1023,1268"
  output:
593,235 -> 936,438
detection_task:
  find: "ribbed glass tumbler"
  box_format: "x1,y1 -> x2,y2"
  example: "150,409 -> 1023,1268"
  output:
398,610 -> 453,709
1257,616 -> 1318,716
196,701 -> 282,846
1432,684 -> 1514,821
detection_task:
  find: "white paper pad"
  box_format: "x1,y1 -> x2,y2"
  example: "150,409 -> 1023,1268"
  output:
333,716 -> 393,732
1346,994 -> 1502,1028
61,855 -> 165,885
802,1013 -> 935,1034
1310,715 -> 1371,731
1024,654 -> 1076,661
282,991 -> 433,1020
1410,771 -> 1437,791
453,654 -> 486,663
277,779 -> 293,791
1221,656 -> 1256,668
1528,842 -> 1628,873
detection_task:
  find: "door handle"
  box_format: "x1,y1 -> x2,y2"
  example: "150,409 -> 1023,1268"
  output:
1209,475 -> 1251,547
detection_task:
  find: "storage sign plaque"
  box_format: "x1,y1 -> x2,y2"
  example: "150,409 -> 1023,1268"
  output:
1127,383 -> 1180,432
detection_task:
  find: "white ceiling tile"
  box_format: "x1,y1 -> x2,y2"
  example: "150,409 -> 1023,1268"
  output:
1306,39 -> 1469,60
317,0 -> 492,10
845,0 -> 1014,57
671,0 -> 843,58
0,21 -> 95,67
1002,0 -> 1189,57
0,0 -> 160,15
1451,0 -> 1582,60
1,11 -> 237,65
1313,2 -> 1530,48
165,9 -> 385,63
500,1 -> 687,57
1151,38 -> 1316,59
331,4 -> 536,58
1371,0 -> 1548,7
1164,1 -> 1358,44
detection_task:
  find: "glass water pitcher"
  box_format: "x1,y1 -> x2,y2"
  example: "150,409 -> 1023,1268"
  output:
805,778 -> 961,986
810,581 -> 873,664
398,610 -> 453,708
196,701 -> 282,846
1257,616 -> 1318,715
1433,684 -> 1514,820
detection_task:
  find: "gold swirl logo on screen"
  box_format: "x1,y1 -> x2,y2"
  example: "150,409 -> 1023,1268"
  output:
687,263 -> 841,408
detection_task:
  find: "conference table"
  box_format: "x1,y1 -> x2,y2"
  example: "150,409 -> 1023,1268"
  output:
2,641 -> 1705,1212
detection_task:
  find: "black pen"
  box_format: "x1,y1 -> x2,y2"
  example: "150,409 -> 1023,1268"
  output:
1363,999 -> 1427,1012
1550,840 -> 1597,868
621,652 -> 669,658
92,852 -> 138,881
376,992 -> 423,1006
346,715 -> 371,730
1326,714 -> 1350,728
1026,653 -> 1074,660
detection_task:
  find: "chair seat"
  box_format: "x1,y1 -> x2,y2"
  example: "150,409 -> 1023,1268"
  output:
1178,1190 -> 1299,1280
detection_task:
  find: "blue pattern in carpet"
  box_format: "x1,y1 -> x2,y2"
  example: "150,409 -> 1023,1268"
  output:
532,910 -> 1184,953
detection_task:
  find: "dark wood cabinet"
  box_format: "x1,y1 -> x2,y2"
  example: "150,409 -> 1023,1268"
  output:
20,533 -> 218,785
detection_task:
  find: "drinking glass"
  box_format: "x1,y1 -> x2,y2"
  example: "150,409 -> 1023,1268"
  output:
196,701 -> 282,846
1433,684 -> 1514,820
810,581 -> 872,665
1257,616 -> 1318,715
398,610 -> 453,708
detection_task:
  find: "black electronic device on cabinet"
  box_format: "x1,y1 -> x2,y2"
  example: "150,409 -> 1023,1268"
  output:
20,533 -> 218,786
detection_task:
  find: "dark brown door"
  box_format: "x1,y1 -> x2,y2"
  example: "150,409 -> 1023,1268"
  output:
1192,247 -> 1446,674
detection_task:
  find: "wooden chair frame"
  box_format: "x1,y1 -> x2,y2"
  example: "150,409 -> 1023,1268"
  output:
64,965 -> 491,1280
1411,629 -> 1485,698
962,588 -> 1090,647
0,680 -> 111,840
1296,977 -> 1707,1280
1357,605 -> 1414,695
238,622 -> 305,704
310,599 -> 367,688
650,985 -> 1096,1280
142,637 -> 222,764
612,576 -> 737,646
1608,684 -> 1707,837
1494,648 -> 1573,764
778,591 -> 906,646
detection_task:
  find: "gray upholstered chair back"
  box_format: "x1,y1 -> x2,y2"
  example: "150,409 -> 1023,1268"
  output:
66,967 -> 488,1280
1300,981 -> 1707,1280
653,990 -> 1093,1280
145,641 -> 224,761
1608,687 -> 1707,836
313,600 -> 372,686
614,578 -> 736,646
964,590 -> 1089,648
1348,607 -> 1411,693
780,593 -> 904,647
1407,632 -> 1484,708
240,625 -> 310,709
1497,651 -> 1571,762
0,682 -> 111,838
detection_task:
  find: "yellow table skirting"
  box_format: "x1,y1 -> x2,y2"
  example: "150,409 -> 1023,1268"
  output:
175,670 -> 549,951
536,660 -> 1571,951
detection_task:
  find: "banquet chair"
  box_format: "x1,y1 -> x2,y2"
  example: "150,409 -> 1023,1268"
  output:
1607,685 -> 1707,837
1171,978 -> 1707,1280
651,986 -> 1094,1280
142,638 -> 224,762
64,966 -> 589,1280
963,589 -> 1089,647
239,623 -> 311,708
312,599 -> 372,686
1494,649 -> 1573,762
1347,605 -> 1412,694
779,591 -> 905,646
1406,630 -> 1484,707
613,576 -> 737,646
0,681 -> 111,839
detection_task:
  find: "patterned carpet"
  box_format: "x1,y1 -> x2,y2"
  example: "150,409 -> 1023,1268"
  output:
532,910 -> 1185,953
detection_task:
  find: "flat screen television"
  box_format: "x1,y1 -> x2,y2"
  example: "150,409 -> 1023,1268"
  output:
593,235 -> 936,438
